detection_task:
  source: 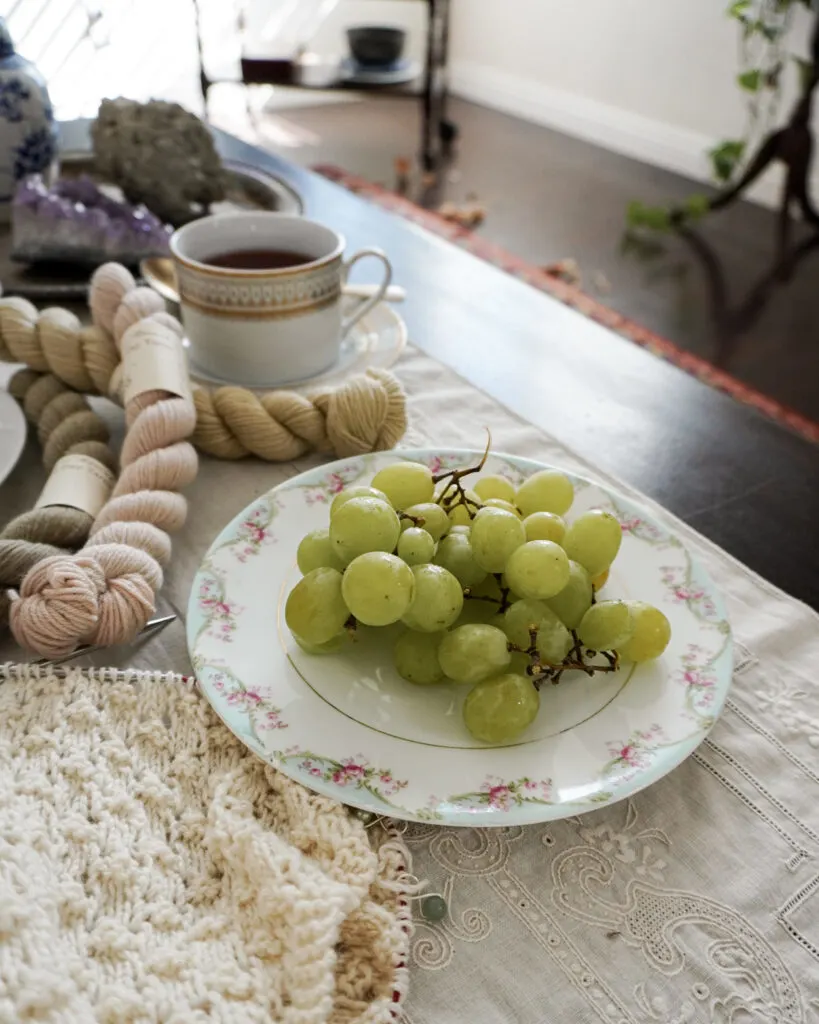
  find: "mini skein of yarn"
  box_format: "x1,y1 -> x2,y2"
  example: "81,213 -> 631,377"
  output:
0,368 -> 117,628
0,262 -> 408,461
10,310 -> 197,657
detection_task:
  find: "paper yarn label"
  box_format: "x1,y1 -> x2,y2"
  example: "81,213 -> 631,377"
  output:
35,454 -> 115,518
121,321 -> 192,405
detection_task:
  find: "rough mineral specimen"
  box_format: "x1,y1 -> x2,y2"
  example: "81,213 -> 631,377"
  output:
12,174 -> 172,264
91,98 -> 225,225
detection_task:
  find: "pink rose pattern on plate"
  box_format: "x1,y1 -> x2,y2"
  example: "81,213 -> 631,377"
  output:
676,643 -> 720,724
208,663 -> 287,732
300,465 -> 367,506
196,570 -> 243,644
229,501 -> 280,563
447,775 -> 554,813
660,562 -> 720,622
602,724 -> 666,780
274,748 -> 409,807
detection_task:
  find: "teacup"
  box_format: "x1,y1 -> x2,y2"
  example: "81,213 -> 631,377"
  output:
170,211 -> 392,386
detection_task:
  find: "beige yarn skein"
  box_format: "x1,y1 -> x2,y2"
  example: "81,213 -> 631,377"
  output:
0,369 -> 118,629
10,314 -> 197,657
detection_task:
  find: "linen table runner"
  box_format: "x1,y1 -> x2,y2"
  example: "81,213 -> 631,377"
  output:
2,345 -> 818,1022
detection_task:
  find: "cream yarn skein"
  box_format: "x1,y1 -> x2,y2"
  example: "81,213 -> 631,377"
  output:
0,369 -> 118,628
10,314 -> 197,658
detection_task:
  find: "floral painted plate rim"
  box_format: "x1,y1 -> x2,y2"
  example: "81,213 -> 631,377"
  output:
187,449 -> 733,826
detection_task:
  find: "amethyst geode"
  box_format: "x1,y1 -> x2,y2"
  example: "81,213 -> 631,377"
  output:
11,174 -> 172,264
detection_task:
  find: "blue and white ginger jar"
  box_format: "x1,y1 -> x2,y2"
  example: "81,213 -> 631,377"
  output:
0,18 -> 56,223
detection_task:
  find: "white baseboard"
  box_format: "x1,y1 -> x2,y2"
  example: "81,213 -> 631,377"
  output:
449,60 -> 806,211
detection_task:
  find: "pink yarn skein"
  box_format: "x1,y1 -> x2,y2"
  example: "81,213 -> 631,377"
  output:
10,265 -> 198,657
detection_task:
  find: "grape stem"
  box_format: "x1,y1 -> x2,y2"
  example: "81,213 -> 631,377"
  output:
431,432 -> 492,522
398,510 -> 424,527
508,627 -> 620,690
462,574 -> 513,613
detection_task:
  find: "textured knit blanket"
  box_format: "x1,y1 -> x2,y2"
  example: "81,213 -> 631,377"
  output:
0,664 -> 409,1024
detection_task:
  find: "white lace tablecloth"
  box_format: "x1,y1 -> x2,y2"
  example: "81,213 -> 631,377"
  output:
2,346 -> 819,1022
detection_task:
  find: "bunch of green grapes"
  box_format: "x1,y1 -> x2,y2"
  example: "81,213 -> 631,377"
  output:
286,458 -> 671,744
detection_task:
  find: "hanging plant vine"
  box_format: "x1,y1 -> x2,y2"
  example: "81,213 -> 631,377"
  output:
625,0 -> 815,237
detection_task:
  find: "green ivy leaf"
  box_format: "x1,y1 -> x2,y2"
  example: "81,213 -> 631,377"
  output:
709,140 -> 746,182
683,194 -> 711,220
738,69 -> 763,91
727,0 -> 750,17
755,21 -> 782,41
793,56 -> 815,91
626,201 -> 672,232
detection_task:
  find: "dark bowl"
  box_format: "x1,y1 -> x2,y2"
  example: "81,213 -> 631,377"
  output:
347,26 -> 406,68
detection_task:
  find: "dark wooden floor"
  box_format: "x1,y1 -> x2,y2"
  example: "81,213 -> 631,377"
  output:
253,92 -> 819,423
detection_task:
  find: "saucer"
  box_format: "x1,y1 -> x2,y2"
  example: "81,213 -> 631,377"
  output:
0,370 -> 27,486
186,298 -> 407,392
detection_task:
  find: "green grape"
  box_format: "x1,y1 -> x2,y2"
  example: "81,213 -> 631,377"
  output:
545,560 -> 593,629
450,524 -> 471,535
341,552 -> 415,626
285,567 -> 349,645
508,650 -> 533,677
470,507 -> 526,573
515,470 -> 574,517
535,616 -> 573,664
563,509 -> 623,577
619,602 -> 671,662
504,540 -> 570,600
329,496 -> 401,565
578,600 -> 635,650
456,599 -> 498,625
371,461 -> 434,509
297,529 -> 345,574
438,488 -> 482,527
463,673 -> 540,743
438,624 -> 511,684
293,632 -> 346,655
401,502 -> 450,541
330,485 -> 389,517
397,527 -> 436,566
402,564 -> 464,632
434,533 -> 487,588
482,498 -> 522,518
524,511 -> 566,545
394,630 -> 445,685
474,474 -> 517,503
502,598 -> 556,646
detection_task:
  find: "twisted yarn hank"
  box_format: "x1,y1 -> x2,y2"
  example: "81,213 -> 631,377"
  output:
0,368 -> 117,629
0,261 -> 408,461
194,367 -> 407,460
10,274 -> 197,657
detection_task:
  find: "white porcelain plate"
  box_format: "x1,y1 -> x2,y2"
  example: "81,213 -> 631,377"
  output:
187,299 -> 406,391
0,385 -> 26,486
188,449 -> 732,827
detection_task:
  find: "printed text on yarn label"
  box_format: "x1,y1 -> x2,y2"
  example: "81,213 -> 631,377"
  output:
35,454 -> 115,517
121,322 -> 193,405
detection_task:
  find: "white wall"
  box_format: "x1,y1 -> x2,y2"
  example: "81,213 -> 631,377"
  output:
449,0 -> 817,206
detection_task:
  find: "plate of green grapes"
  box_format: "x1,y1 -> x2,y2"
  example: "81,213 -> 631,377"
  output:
188,448 -> 732,826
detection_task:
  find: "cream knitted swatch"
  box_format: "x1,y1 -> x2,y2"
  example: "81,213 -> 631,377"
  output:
0,663 -> 410,1024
